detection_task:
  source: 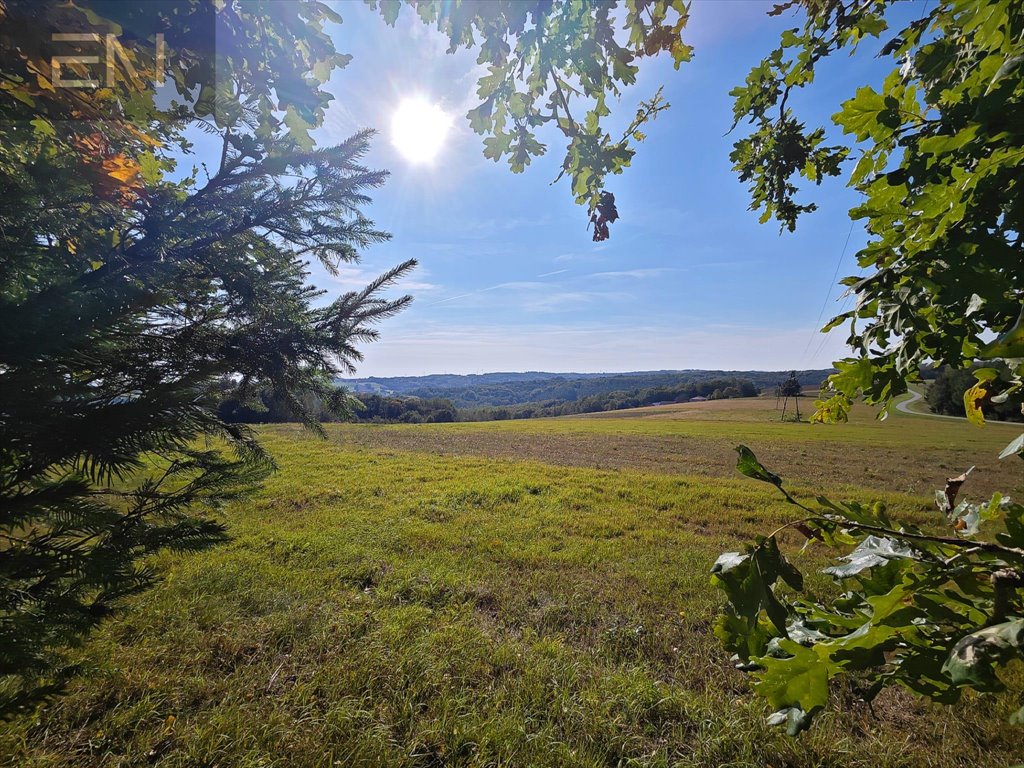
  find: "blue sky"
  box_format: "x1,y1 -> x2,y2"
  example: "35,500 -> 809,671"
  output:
220,2 -> 926,376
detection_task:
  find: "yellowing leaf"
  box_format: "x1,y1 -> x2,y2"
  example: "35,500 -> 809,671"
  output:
811,394 -> 851,424
103,154 -> 142,183
963,382 -> 988,427
124,122 -> 163,148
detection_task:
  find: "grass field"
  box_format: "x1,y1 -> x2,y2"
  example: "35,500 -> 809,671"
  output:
2,398 -> 1022,767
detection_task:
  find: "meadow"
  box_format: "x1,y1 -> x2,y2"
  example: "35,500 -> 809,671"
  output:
2,397 -> 1022,767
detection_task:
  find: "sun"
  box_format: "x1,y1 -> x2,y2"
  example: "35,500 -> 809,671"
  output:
390,97 -> 453,164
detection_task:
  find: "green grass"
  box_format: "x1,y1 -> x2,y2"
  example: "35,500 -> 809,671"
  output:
2,401 -> 1022,767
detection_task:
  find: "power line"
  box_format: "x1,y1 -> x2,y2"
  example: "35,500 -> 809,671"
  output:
802,218 -> 856,365
810,274 -> 862,364
805,0 -> 930,367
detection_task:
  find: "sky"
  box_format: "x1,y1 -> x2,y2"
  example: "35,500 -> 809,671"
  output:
217,1 -> 926,376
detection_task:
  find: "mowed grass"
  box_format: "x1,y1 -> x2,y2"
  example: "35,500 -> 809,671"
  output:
2,401 -> 1022,767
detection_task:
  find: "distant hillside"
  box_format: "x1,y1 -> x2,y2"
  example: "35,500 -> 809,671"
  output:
338,369 -> 835,407
338,370 -> 628,395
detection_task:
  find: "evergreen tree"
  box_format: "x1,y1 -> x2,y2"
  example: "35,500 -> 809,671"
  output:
0,1 -> 412,714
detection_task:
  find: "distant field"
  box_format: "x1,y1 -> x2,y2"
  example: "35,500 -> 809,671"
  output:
2,399 -> 1021,767
323,395 -> 1023,499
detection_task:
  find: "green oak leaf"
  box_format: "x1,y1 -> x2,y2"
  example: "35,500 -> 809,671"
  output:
766,706 -> 814,736
979,306 -> 1024,359
822,535 -> 917,578
999,434 -> 1024,460
282,107 -> 315,150
754,639 -> 831,716
711,551 -> 747,574
829,358 -> 873,398
943,620 -> 1024,690
734,445 -> 783,488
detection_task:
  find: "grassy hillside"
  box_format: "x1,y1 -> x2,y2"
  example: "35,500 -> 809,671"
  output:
2,400 -> 1021,767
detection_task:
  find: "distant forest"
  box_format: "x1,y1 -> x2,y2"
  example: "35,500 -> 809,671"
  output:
460,376 -> 760,420
218,370 -> 832,424
218,389 -> 460,425
340,369 -> 834,406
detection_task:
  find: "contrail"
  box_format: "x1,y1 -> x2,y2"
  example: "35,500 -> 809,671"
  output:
425,282 -> 514,306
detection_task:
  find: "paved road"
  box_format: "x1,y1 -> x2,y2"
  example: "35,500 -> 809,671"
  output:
898,387 -> 1024,426
893,387 -> 967,421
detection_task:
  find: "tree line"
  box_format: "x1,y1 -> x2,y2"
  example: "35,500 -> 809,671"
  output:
218,388 -> 459,425
394,371 -> 787,407
218,377 -> 761,425
461,377 -> 760,420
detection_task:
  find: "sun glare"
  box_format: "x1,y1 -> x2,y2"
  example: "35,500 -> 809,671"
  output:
390,97 -> 453,164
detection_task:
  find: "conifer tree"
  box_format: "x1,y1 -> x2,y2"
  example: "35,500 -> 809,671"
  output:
0,0 -> 412,714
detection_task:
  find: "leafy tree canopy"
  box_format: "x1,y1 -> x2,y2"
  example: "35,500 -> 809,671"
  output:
0,0 -> 696,716
779,372 -> 803,399
726,0 -> 1023,423
716,446 -> 1024,734
713,0 -> 1024,735
369,0 -> 691,240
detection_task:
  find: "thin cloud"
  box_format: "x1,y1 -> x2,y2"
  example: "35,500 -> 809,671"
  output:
324,265 -> 439,293
690,259 -> 764,269
426,280 -> 622,311
524,290 -> 628,313
588,267 -> 685,279
325,266 -> 377,289
400,281 -> 441,291
537,269 -> 569,278
554,252 -> 606,264
459,215 -> 554,238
